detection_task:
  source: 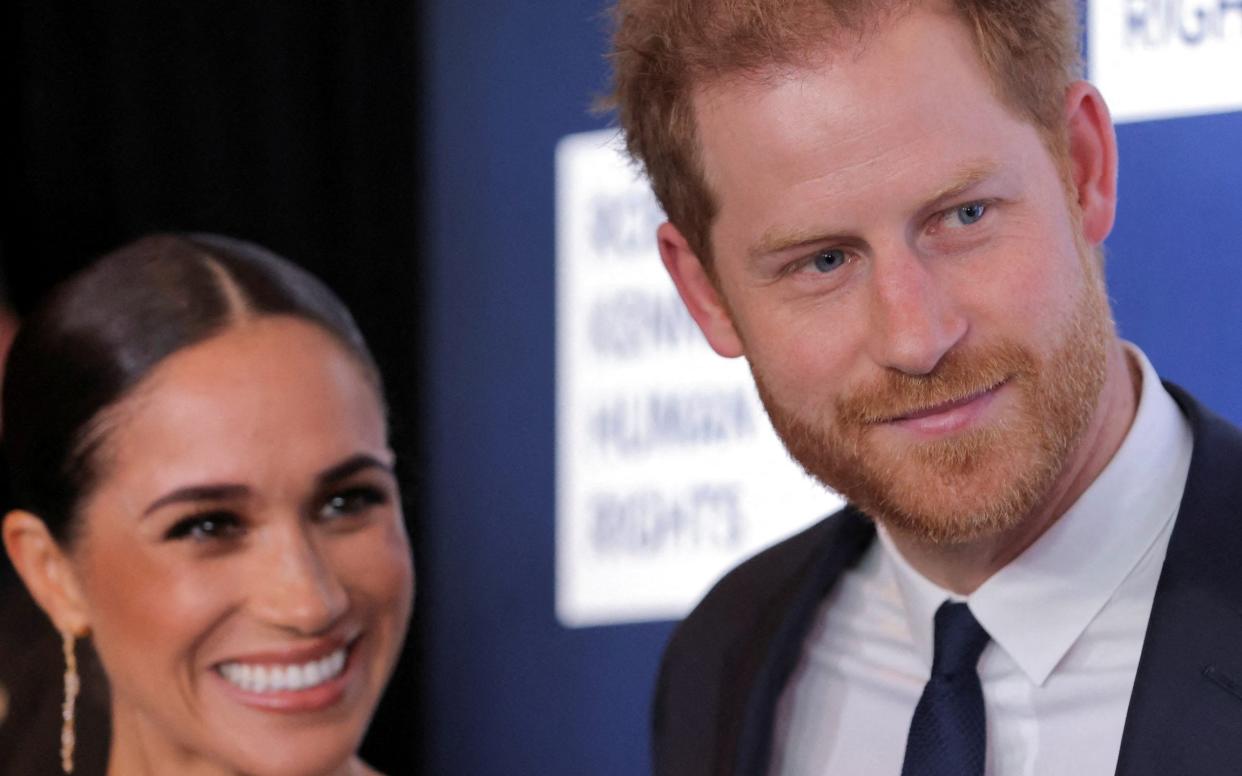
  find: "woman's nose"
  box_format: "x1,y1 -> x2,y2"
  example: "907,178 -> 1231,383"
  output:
249,525 -> 349,635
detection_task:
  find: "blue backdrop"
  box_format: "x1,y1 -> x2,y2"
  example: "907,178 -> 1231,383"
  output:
421,3 -> 671,774
419,2 -> 1242,773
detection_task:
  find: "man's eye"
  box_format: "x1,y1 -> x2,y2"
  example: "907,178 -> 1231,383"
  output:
809,248 -> 848,273
320,486 -> 388,520
949,202 -> 988,227
164,512 -> 243,542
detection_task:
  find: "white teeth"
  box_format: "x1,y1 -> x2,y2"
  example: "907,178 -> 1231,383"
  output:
219,647 -> 348,694
254,666 -> 270,693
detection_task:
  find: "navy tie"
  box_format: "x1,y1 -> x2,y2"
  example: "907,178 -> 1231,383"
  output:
901,601 -> 991,776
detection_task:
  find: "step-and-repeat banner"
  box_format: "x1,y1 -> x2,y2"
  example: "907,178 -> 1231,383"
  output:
1090,0 -> 1242,121
554,131 -> 840,627
555,0 -> 1242,629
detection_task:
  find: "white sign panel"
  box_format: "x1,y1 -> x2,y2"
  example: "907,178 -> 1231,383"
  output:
555,129 -> 842,628
1090,0 -> 1242,123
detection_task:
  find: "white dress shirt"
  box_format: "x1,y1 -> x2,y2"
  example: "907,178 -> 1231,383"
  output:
769,346 -> 1193,776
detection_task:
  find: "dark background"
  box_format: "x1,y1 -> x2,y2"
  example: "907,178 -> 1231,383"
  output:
0,1 -> 430,772
3,1 -> 1242,774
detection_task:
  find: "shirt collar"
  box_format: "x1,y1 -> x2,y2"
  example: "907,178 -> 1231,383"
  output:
878,344 -> 1193,685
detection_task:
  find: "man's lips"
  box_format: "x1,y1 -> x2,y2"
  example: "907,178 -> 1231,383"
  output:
869,378 -> 1010,434
895,388 -> 996,421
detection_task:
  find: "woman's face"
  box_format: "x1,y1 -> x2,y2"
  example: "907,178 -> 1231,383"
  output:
67,316 -> 413,775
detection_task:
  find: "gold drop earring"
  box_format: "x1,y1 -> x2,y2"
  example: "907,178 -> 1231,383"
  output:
61,630 -> 79,774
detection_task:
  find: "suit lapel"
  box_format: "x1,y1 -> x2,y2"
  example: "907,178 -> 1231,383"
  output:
717,384 -> 1242,776
730,508 -> 875,776
1115,384 -> 1242,775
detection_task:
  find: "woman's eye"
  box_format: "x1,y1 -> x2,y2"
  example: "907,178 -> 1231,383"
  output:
164,512 -> 243,542
948,201 -> 988,227
320,486 -> 388,520
808,248 -> 848,273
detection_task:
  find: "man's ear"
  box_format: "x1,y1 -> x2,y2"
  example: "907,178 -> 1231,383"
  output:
3,510 -> 90,636
657,222 -> 745,358
1064,81 -> 1118,246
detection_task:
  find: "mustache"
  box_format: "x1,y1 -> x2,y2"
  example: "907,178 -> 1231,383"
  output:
836,343 -> 1035,426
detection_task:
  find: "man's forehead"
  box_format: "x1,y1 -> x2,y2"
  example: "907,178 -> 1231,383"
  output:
693,47 -> 979,179
683,2 -> 1066,266
684,0 -> 948,96
686,3 -> 1035,196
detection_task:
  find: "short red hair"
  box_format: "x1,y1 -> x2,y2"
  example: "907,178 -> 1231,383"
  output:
605,0 -> 1082,266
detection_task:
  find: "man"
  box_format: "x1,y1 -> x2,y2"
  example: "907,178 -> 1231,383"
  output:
607,1 -> 1242,774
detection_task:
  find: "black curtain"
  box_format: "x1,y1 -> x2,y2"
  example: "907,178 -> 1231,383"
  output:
1,1 -> 425,771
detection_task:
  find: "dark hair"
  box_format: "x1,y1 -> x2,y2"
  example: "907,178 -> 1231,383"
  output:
2,233 -> 383,544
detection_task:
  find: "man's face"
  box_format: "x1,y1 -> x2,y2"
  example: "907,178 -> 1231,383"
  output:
671,5 -> 1116,542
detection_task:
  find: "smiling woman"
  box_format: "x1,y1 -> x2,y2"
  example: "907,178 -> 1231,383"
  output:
1,234 -> 414,776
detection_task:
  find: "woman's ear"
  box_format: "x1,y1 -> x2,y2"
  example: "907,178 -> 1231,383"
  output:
3,510 -> 90,636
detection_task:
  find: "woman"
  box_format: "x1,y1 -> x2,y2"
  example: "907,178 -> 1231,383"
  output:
2,234 -> 414,775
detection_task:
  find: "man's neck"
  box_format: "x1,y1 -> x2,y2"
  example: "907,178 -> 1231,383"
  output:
885,340 -> 1141,595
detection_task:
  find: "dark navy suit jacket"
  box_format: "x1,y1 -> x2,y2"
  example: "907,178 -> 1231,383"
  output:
653,384 -> 1242,776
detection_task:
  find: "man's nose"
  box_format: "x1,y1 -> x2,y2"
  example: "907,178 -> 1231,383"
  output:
866,247 -> 967,375
250,525 -> 349,635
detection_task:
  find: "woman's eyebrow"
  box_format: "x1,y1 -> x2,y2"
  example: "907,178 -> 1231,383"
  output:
142,484 -> 249,517
316,454 -> 394,487
140,455 -> 394,517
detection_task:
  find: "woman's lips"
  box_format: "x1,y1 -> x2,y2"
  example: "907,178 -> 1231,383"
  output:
212,636 -> 360,713
219,648 -> 346,692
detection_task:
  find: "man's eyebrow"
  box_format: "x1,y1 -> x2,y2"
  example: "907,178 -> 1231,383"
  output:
922,160 -> 1000,209
748,225 -> 855,264
316,453 -> 394,487
746,160 -> 1003,264
143,484 -> 249,517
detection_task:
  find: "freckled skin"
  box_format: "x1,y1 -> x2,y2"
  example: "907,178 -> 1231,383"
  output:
660,5 -> 1135,592
69,317 -> 413,776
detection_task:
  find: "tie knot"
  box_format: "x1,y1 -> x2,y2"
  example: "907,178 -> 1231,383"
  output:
930,601 -> 989,678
